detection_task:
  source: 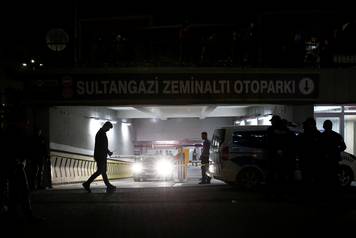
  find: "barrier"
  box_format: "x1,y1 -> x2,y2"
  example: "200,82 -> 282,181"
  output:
175,159 -> 188,182
50,151 -> 134,185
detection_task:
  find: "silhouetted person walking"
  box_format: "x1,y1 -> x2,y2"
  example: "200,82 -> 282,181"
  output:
320,120 -> 346,190
199,132 -> 211,184
82,121 -> 116,193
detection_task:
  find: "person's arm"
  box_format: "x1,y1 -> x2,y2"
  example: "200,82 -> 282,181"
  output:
338,135 -> 347,152
104,134 -> 113,156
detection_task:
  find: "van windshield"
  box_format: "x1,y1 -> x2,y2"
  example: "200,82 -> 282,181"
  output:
232,131 -> 267,148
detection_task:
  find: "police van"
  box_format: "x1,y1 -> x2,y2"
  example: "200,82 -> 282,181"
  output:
208,126 -> 270,189
208,125 -> 356,189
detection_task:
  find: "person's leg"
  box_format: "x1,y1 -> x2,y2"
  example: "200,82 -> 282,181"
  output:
36,161 -> 44,189
27,161 -> 37,191
99,161 -> 116,189
85,162 -> 102,185
8,165 -> 20,219
200,164 -> 207,184
83,163 -> 101,193
44,158 -> 53,188
0,170 -> 9,215
11,163 -> 35,220
99,161 -> 111,187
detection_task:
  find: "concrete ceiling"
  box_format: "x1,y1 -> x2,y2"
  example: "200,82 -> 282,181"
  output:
108,105 -> 251,120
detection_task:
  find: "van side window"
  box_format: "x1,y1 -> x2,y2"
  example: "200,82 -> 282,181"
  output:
211,129 -> 226,151
232,131 -> 266,148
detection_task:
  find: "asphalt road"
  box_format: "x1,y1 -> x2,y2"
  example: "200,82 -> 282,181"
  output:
3,166 -> 356,238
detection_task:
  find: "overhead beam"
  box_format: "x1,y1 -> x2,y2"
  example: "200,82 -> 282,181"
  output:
200,106 -> 217,119
134,107 -> 167,120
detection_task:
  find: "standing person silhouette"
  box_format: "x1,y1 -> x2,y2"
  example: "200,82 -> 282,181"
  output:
199,132 -> 211,184
4,106 -> 44,222
82,121 -> 116,193
192,148 -> 198,166
265,115 -> 296,199
320,120 -> 346,190
297,117 -> 322,190
28,128 -> 47,190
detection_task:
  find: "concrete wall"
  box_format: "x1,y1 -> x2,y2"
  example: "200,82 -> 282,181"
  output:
50,106 -> 135,156
133,117 -> 235,141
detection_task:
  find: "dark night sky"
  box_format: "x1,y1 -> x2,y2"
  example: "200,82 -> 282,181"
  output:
1,1 -> 353,39
2,1 -> 352,27
2,1 -> 350,26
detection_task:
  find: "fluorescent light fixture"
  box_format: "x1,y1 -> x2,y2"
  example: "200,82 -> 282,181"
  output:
121,119 -> 131,126
218,105 -> 248,109
108,106 -> 136,110
314,106 -> 342,113
100,119 -> 117,124
89,116 -> 117,124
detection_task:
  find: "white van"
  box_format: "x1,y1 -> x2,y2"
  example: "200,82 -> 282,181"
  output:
208,125 -> 356,188
208,126 -> 270,189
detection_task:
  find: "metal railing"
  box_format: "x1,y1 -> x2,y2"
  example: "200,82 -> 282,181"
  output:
50,151 -> 134,184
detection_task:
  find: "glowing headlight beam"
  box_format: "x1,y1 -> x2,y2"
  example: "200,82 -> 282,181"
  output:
132,163 -> 143,174
155,159 -> 174,177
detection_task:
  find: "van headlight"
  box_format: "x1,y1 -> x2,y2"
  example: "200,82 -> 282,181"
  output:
209,164 -> 215,173
155,159 -> 174,177
132,162 -> 143,174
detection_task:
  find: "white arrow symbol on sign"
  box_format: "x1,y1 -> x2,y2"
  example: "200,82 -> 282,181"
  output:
299,78 -> 314,95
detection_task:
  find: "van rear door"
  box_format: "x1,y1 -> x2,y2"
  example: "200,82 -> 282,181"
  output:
210,129 -> 226,178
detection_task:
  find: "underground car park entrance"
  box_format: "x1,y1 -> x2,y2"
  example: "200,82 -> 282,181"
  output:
11,68 -> 356,188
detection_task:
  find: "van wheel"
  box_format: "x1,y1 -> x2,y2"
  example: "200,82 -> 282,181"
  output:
338,165 -> 353,187
236,168 -> 263,189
